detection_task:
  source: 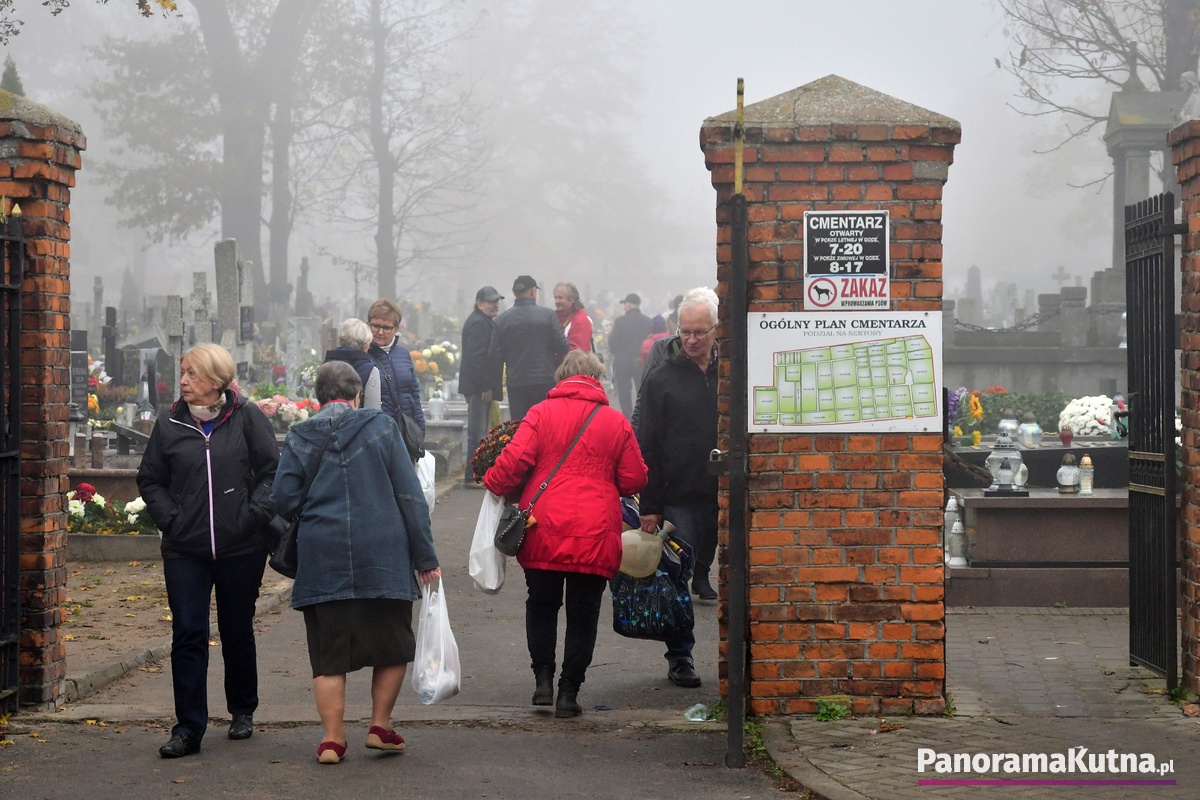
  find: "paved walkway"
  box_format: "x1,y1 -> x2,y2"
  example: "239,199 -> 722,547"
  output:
9,484 -> 1200,799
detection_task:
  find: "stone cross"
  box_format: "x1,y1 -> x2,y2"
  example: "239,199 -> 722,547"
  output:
1051,265 -> 1070,287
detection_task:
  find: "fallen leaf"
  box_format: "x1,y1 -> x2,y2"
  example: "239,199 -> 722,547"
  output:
85,719 -> 97,726
128,561 -> 140,567
62,635 -> 75,641
209,639 -> 218,647
124,614 -> 136,618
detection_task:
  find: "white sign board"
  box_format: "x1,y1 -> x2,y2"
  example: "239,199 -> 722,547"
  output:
749,311 -> 942,433
803,210 -> 889,310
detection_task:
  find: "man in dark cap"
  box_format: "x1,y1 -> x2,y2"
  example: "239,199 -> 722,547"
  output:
606,292 -> 653,418
495,275 -> 569,420
459,285 -> 506,485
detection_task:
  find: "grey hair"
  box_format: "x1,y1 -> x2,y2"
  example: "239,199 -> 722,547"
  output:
338,318 -> 372,348
315,361 -> 363,405
678,286 -> 718,326
554,349 -> 605,382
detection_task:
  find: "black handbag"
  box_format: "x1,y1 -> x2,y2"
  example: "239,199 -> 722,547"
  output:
494,405 -> 601,557
267,416 -> 343,578
372,352 -> 426,462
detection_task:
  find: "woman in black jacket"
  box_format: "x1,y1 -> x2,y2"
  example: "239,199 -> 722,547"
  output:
136,343 -> 279,759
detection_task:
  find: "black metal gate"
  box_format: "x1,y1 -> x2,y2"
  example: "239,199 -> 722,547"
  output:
0,220 -> 23,712
1124,192 -> 1178,688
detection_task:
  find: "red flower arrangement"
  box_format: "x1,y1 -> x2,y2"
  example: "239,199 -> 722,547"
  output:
74,482 -> 97,503
471,420 -> 521,483
982,385 -> 1008,395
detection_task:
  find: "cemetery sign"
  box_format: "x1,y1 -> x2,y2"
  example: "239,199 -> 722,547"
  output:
748,311 -> 942,433
803,210 -> 889,310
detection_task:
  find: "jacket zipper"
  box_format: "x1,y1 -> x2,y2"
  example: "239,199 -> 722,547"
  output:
168,416 -> 218,559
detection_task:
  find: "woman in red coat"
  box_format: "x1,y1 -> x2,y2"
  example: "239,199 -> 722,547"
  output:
484,350 -> 647,718
553,281 -> 594,352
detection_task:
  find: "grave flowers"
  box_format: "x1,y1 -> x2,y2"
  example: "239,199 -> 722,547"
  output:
471,419 -> 521,483
66,483 -> 158,535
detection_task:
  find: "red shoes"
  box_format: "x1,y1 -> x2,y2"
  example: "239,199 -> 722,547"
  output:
319,727 -> 403,762
317,740 -> 347,764
365,726 -> 405,752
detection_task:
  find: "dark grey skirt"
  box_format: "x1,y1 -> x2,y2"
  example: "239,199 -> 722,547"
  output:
302,598 -> 415,678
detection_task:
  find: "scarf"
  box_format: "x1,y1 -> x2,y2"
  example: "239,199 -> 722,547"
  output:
188,392 -> 227,423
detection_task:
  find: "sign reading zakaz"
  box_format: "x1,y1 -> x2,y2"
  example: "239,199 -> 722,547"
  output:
803,210 -> 889,310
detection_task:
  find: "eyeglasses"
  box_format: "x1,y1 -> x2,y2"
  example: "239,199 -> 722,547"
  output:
678,325 -> 716,340
369,323 -> 395,333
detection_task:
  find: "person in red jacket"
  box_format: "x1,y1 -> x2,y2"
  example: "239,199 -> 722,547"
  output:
553,281 -> 594,352
483,350 -> 647,718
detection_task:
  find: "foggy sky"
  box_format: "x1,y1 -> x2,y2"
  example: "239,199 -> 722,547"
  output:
4,1 -> 1120,316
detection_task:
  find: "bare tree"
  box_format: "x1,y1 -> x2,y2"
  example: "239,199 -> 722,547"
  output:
318,0 -> 488,300
998,0 -> 1200,146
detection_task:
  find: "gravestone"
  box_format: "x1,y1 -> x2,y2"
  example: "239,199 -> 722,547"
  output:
68,330 -> 88,423
102,306 -> 118,385
165,295 -> 184,392
190,272 -> 212,345
214,239 -> 254,374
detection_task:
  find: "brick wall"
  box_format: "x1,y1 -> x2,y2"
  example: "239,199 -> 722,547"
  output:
1170,119 -> 1200,696
4,92 -> 85,708
701,77 -> 959,715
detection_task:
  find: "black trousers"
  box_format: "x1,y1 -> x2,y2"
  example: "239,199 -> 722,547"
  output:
524,568 -> 607,687
464,392 -> 491,482
507,382 -> 555,421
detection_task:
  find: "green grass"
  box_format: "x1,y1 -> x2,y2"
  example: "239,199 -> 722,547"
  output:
815,697 -> 851,721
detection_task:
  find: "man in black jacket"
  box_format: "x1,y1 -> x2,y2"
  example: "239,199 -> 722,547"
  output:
636,287 -> 720,688
607,292 -> 654,419
459,285 -> 504,485
495,274 -> 569,420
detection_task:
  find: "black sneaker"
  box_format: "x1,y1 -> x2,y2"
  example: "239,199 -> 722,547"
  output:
668,659 -> 701,688
692,577 -> 717,601
159,732 -> 202,758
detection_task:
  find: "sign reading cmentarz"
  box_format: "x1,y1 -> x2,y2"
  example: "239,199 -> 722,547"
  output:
803,210 -> 889,310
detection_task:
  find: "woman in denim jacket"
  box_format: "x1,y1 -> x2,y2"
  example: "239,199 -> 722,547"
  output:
272,361 -> 440,764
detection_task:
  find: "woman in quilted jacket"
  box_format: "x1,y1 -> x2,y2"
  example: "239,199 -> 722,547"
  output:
484,350 -> 646,717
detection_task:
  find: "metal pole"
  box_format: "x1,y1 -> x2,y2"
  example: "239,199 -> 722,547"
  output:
726,77 -> 749,769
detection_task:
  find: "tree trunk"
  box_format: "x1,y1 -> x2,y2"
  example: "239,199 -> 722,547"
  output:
1164,0 -> 1200,90
369,0 -> 398,301
190,0 -> 317,319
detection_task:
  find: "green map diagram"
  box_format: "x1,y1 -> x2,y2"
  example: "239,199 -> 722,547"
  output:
753,336 -> 937,426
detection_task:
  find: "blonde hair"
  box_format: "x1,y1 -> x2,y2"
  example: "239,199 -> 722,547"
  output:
367,299 -> 402,327
181,343 -> 236,391
554,349 -> 605,382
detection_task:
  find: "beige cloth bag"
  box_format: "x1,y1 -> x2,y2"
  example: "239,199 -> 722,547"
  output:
618,521 -> 674,578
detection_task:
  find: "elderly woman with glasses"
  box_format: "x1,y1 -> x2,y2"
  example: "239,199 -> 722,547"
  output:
365,299 -> 425,440
323,318 -> 382,409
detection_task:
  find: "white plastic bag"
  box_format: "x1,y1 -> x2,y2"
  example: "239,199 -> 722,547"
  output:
417,451 -> 437,520
468,490 -> 506,593
411,578 -> 461,705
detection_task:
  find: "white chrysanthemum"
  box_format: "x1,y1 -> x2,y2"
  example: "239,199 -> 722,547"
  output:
90,492 -> 107,508
1058,395 -> 1112,437
68,499 -> 85,517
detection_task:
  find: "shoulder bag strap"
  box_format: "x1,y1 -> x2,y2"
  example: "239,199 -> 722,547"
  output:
525,404 -> 602,513
288,414 -> 345,517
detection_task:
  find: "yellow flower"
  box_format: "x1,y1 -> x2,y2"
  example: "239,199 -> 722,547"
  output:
972,430 -> 981,446
968,395 -> 983,422
953,425 -> 962,436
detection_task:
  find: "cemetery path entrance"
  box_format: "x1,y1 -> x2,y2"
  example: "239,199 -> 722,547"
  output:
0,223 -> 24,713
1123,192 -> 1179,689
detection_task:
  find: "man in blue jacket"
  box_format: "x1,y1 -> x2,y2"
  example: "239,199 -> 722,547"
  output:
459,285 -> 504,484
495,275 -> 569,420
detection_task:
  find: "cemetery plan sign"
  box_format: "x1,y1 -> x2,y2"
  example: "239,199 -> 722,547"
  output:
749,312 -> 942,433
803,210 -> 889,310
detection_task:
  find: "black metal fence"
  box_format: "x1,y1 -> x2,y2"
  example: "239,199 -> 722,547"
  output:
1124,192 -> 1178,688
0,221 -> 23,712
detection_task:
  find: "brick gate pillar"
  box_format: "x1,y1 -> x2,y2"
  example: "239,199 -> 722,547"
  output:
701,75 -> 959,715
1170,120 -> 1200,695
4,92 -> 85,708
